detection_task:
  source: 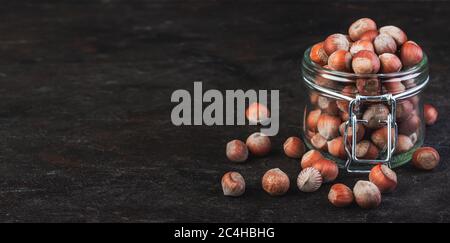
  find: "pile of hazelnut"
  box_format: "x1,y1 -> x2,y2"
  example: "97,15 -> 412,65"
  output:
221,18 -> 441,209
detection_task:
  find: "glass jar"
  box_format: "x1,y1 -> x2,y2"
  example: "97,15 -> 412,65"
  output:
301,47 -> 429,172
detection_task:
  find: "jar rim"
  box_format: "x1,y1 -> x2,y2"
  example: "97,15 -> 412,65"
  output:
302,47 -> 428,80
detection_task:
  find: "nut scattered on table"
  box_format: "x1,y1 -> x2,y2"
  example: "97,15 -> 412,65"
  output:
222,172 -> 246,197
262,168 -> 290,196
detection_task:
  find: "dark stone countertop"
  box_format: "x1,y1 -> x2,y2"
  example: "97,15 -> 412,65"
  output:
0,0 -> 449,222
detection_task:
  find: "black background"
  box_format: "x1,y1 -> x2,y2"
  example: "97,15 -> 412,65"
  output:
0,0 -> 449,223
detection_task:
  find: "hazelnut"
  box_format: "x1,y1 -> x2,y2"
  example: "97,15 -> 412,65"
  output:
315,75 -> 336,89
424,104 -> 438,126
310,92 -> 319,105
297,167 -> 323,192
374,33 -> 397,55
226,139 -> 248,162
359,29 -> 379,42
306,129 -> 316,139
328,183 -> 354,207
398,114 -> 420,135
317,114 -> 341,140
310,42 -> 329,66
412,147 -> 440,170
327,50 -> 352,72
352,50 -> 380,74
350,40 -> 375,55
348,18 -> 377,41
353,180 -> 382,209
312,158 -> 339,182
327,136 -> 347,159
317,96 -> 339,115
283,136 -> 306,159
371,127 -> 395,150
336,86 -> 356,113
395,134 -> 414,154
400,41 -> 423,67
301,149 -> 324,169
396,100 -> 414,121
246,102 -> 270,124
262,168 -> 290,196
379,25 -> 408,46
340,111 -> 350,122
311,133 -> 328,152
356,78 -> 381,96
222,172 -> 246,197
339,122 -> 365,143
383,78 -> 406,94
323,33 -> 350,55
362,104 -> 390,129
246,132 -> 271,156
306,109 -> 322,131
379,53 -> 402,73
369,164 -> 397,193
355,140 -> 379,159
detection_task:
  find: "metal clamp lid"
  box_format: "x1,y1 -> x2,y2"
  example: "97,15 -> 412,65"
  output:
343,94 -> 398,173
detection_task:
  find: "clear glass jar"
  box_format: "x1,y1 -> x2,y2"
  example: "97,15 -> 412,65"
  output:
301,47 -> 429,172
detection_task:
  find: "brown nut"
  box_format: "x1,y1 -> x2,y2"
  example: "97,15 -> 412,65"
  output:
398,114 -> 420,135
327,50 -> 352,72
301,149 -> 324,169
400,41 -> 423,68
353,180 -> 382,209
371,127 -> 395,150
312,158 -> 339,182
246,102 -> 270,124
352,50 -> 380,74
359,29 -> 379,42
324,33 -> 350,55
379,53 -> 402,73
424,104 -> 438,126
306,109 -> 322,132
328,183 -> 354,207
355,140 -> 379,159
379,25 -> 408,46
395,134 -> 414,154
412,147 -> 440,170
350,40 -> 375,55
348,18 -> 377,41
383,78 -> 406,94
356,78 -> 381,96
310,42 -> 329,66
396,100 -> 414,121
336,86 -> 357,113
222,172 -> 246,197
311,133 -> 328,151
374,33 -> 397,55
283,136 -> 306,159
317,114 -> 341,140
317,96 -> 339,115
246,132 -> 271,156
226,140 -> 249,162
310,92 -> 319,105
369,164 -> 397,193
362,104 -> 390,129
340,111 -> 350,122
339,122 -> 365,143
262,168 -> 290,196
327,136 -> 347,159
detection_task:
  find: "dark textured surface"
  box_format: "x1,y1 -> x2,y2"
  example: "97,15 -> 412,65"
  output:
0,0 -> 449,223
